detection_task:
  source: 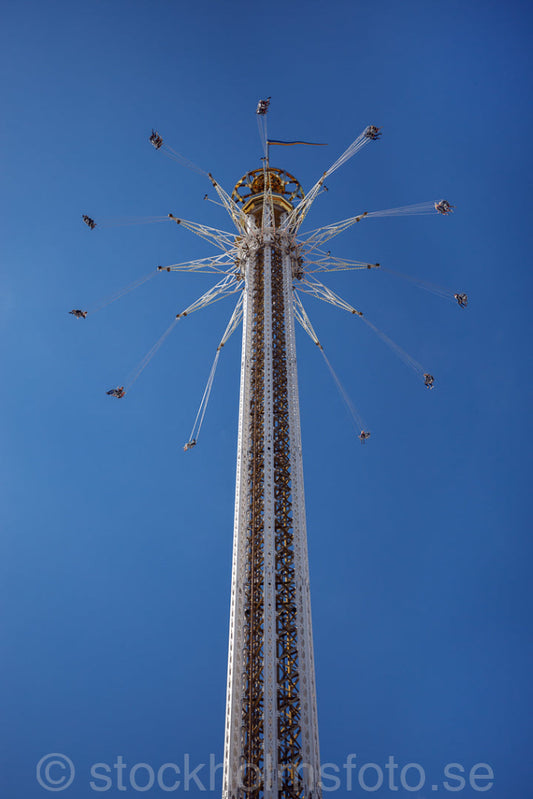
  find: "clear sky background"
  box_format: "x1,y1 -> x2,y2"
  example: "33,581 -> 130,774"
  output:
1,1 -> 532,796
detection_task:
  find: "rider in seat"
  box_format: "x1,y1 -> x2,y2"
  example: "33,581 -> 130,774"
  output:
106,386 -> 125,398
149,129 -> 163,149
364,125 -> 382,140
434,199 -> 454,215
256,97 -> 271,115
82,215 -> 96,229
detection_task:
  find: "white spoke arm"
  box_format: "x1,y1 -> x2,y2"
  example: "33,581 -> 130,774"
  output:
282,172 -> 327,233
303,248 -> 380,273
297,276 -> 364,317
168,214 -> 236,251
207,173 -> 247,233
293,292 -> 369,435
299,212 -> 369,249
218,291 -> 244,347
298,278 -> 429,384
159,250 -> 237,274
176,274 -> 243,319
186,294 -> 244,447
293,291 -> 321,346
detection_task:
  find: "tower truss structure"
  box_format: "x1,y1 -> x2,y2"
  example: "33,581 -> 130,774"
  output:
223,167 -> 321,799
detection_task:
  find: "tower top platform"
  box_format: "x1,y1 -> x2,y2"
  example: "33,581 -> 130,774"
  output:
232,166 -> 304,215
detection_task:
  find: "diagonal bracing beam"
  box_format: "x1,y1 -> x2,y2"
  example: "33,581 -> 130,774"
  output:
302,247 -> 380,273
175,273 -> 243,319
208,173 -> 248,234
296,275 -> 364,317
158,250 -> 238,274
168,214 -> 237,251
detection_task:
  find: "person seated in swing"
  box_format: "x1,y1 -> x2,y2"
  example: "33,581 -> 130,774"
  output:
69,309 -> 87,319
364,125 -> 382,140
359,430 -> 371,443
434,199 -> 454,215
183,439 -> 197,452
82,215 -> 96,229
256,97 -> 271,115
454,292 -> 468,308
423,373 -> 435,389
149,129 -> 163,149
106,386 -> 125,398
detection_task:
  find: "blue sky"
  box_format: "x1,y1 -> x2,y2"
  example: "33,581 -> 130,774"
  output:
1,1 -> 532,796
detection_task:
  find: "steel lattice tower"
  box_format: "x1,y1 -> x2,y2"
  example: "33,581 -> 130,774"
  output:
85,115 -> 455,799
222,167 -> 321,799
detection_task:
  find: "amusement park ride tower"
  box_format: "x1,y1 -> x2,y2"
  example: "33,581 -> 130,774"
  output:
222,166 -> 321,799
81,105 -> 457,799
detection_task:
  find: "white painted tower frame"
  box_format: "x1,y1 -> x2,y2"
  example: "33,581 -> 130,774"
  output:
222,183 -> 322,799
